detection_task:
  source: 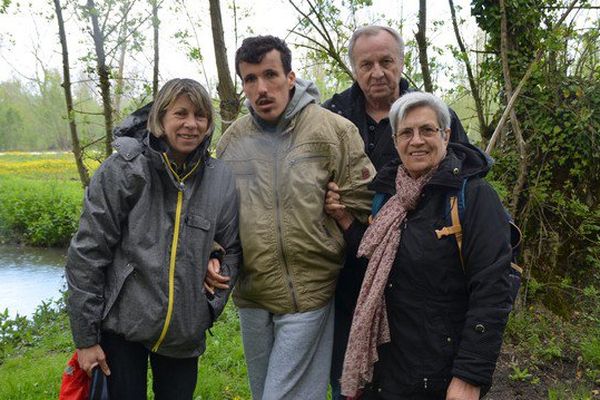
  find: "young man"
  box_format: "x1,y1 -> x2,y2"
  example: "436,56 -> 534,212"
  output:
216,35 -> 374,399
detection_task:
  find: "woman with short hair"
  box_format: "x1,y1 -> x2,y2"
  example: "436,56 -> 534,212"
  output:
328,92 -> 514,399
66,78 -> 240,399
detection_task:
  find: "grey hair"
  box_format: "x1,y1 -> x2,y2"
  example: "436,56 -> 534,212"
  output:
348,25 -> 405,73
389,92 -> 451,137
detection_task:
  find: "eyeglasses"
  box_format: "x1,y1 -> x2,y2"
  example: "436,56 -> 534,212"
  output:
394,126 -> 443,142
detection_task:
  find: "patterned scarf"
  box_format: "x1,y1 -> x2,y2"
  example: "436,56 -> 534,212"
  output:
340,165 -> 436,397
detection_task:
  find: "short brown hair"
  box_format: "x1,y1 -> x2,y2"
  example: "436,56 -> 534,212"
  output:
147,78 -> 214,138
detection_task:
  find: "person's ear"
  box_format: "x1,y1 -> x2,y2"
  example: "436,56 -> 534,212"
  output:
443,128 -> 451,145
287,71 -> 296,90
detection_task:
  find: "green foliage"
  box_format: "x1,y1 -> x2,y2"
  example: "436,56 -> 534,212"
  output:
548,385 -> 599,400
0,175 -> 83,247
0,298 -> 71,362
290,0 -> 375,99
0,299 -> 250,400
473,0 -> 600,315
505,309 -> 566,364
196,305 -> 250,399
508,365 -> 533,382
580,335 -> 600,369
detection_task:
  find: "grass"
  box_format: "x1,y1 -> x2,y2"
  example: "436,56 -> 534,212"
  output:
0,300 -> 250,400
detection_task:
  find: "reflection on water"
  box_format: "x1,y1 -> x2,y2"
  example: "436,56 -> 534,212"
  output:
0,244 -> 66,318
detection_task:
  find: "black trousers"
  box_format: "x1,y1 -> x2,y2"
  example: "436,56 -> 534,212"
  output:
100,331 -> 199,400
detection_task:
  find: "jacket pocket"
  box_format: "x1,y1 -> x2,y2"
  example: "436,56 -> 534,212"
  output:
186,214 -> 211,231
102,262 -> 135,320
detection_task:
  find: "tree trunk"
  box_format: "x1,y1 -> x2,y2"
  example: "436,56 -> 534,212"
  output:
113,15 -> 128,120
499,0 -> 528,215
53,0 -> 90,187
416,0 -> 433,92
152,0 -> 159,98
87,0 -> 113,158
448,0 -> 489,140
209,0 -> 240,132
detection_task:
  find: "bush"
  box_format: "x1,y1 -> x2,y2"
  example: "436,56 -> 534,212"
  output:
0,175 -> 83,247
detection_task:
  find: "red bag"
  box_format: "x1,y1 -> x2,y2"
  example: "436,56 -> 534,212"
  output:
59,352 -> 90,400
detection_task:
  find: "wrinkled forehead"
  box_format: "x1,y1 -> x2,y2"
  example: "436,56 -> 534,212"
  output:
353,30 -> 402,62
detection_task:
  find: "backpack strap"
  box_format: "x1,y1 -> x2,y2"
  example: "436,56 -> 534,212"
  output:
435,178 -> 525,277
369,192 -> 392,224
435,195 -> 465,273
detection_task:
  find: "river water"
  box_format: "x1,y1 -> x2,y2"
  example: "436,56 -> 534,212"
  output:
0,244 -> 66,318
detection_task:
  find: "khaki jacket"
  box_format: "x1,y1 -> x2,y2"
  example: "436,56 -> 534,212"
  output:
217,85 -> 374,313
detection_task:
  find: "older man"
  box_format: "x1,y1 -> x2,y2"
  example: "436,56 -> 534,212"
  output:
323,25 -> 470,399
216,35 -> 374,400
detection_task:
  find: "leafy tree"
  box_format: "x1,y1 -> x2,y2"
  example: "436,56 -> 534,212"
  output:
472,0 -> 600,313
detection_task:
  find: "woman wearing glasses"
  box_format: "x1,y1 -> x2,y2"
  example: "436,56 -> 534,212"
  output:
326,92 -> 514,400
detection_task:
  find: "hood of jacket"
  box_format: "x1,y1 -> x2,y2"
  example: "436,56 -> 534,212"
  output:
247,78 -> 320,133
113,101 -> 214,166
369,142 -> 493,195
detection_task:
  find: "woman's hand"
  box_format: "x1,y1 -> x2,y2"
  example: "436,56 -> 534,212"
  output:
204,258 -> 230,295
446,377 -> 480,400
77,344 -> 110,377
325,182 -> 354,231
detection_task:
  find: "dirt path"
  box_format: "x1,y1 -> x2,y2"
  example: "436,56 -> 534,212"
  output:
486,345 -> 599,399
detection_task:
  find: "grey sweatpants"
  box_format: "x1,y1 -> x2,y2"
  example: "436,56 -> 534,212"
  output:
238,300 -> 334,400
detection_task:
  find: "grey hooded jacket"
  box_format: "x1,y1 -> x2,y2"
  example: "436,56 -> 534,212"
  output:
217,79 -> 374,314
66,115 -> 241,358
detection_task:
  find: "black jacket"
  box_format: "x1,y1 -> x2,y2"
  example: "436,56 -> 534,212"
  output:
322,78 -> 469,171
368,143 -> 513,397
324,79 -> 470,316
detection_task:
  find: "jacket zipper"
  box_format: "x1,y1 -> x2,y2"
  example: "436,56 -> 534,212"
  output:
152,154 -> 200,352
274,146 -> 299,311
